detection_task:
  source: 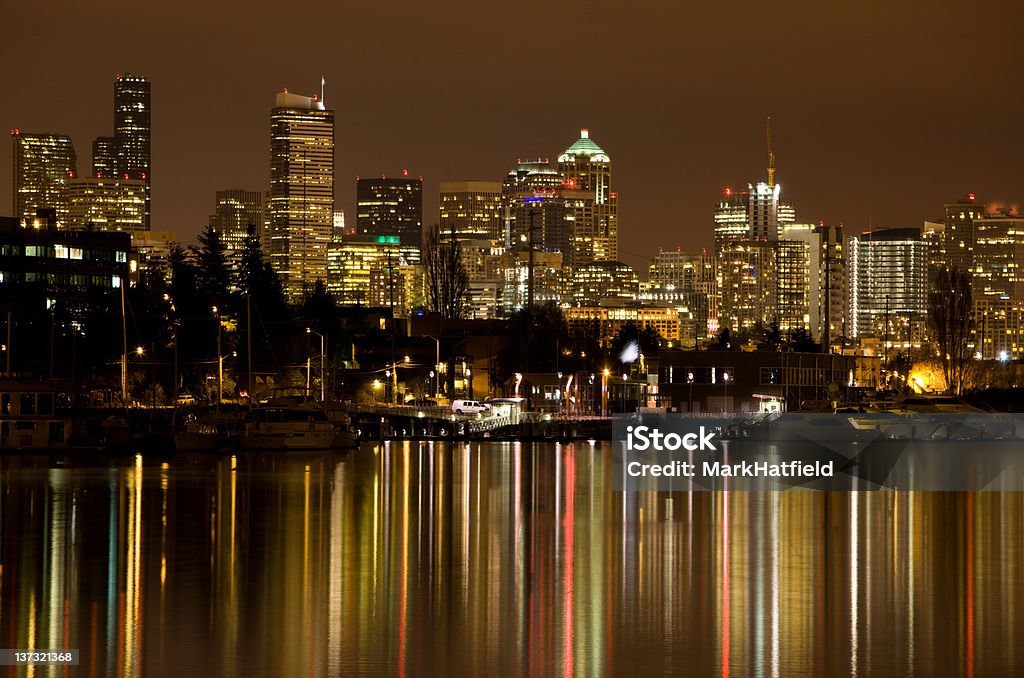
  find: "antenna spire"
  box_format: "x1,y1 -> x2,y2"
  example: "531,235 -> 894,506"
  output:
766,115 -> 776,186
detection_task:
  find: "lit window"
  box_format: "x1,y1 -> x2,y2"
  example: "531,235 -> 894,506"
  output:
54,245 -> 70,259
70,248 -> 83,260
112,275 -> 122,289
116,251 -> 127,263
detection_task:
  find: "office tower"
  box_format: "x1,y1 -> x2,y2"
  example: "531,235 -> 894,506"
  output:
717,240 -> 777,333
325,235 -> 419,308
356,175 -> 423,253
970,211 -> 1024,360
114,73 -> 151,229
780,223 -> 845,344
498,249 -> 563,313
269,89 -> 335,300
942,194 -> 985,273
713,184 -> 796,247
91,136 -> 118,178
846,228 -> 929,346
67,177 -> 146,231
439,180 -> 502,241
209,189 -> 264,259
645,248 -> 714,344
11,131 -> 77,228
774,239 -> 810,333
568,261 -> 639,306
333,210 -> 348,241
972,211 -> 1024,299
558,129 -> 618,266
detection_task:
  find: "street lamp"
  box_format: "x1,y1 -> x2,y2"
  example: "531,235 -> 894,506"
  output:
306,328 -> 326,402
212,306 -> 222,409
602,368 -> 610,417
722,370 -> 730,413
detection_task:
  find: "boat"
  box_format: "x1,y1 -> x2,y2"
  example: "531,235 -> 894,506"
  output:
238,406 -> 336,450
0,379 -> 72,451
173,411 -> 240,451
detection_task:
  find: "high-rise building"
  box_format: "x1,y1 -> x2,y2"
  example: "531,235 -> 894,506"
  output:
91,136 -> 118,178
557,129 -> 618,267
114,74 -> 151,229
209,190 -> 265,260
269,89 -> 334,300
780,223 -> 845,344
356,175 -> 423,252
847,228 -> 929,346
569,261 -> 639,306
11,131 -> 78,228
970,211 -> 1024,360
971,211 -> 1024,299
325,234 -> 418,309
439,180 -> 502,241
717,240 -> 777,334
67,177 -> 146,231
942,194 -> 985,274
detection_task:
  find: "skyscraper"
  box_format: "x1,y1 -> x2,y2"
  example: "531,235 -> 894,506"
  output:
847,228 -> 929,345
91,136 -> 118,178
209,189 -> 265,260
356,175 -> 423,252
269,89 -> 335,300
11,131 -> 77,228
439,180 -> 502,240
557,129 -> 618,267
67,177 -> 146,231
943,194 -> 985,274
114,73 -> 151,229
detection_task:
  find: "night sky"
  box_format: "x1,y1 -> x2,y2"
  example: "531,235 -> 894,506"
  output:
4,0 -> 1022,272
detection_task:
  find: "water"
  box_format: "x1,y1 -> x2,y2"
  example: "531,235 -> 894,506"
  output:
1,442 -> 1021,677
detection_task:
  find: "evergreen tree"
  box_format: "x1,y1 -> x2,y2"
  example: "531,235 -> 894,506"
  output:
194,224 -> 231,304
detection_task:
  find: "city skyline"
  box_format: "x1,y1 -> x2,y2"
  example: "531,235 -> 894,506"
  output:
3,1 -> 1023,271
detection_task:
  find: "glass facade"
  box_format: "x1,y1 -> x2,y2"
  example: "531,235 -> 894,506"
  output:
11,132 -> 77,228
114,74 -> 151,229
269,91 -> 335,301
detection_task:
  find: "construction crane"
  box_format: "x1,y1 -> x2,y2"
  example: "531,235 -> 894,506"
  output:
766,115 -> 776,187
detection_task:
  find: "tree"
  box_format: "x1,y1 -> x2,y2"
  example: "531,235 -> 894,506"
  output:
194,225 -> 231,304
929,266 -> 973,395
423,227 -> 469,319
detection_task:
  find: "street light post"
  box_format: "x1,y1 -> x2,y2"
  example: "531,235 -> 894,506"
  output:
306,328 -> 326,402
212,306 -> 222,410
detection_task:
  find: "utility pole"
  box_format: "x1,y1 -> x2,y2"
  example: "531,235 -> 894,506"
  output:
527,207 -> 535,311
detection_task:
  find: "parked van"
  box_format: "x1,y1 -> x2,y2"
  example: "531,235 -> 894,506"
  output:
451,400 -> 489,415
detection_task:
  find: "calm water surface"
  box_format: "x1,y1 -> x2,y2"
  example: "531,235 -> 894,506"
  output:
0,442 -> 1021,677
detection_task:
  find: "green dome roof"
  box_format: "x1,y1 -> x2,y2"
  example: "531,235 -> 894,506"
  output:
559,129 -> 610,162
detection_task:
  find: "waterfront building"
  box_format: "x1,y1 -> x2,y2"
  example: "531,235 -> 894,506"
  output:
657,349 -> 880,413
11,131 -> 77,228
268,89 -> 334,300
0,215 -> 131,309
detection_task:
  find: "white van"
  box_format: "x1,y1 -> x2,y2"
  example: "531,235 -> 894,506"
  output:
451,400 -> 490,415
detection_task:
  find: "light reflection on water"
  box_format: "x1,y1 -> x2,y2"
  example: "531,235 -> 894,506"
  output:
0,442 -> 1021,677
